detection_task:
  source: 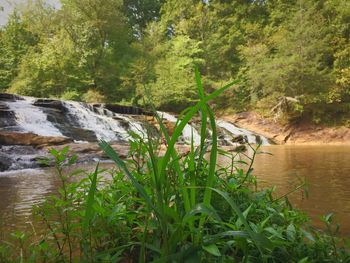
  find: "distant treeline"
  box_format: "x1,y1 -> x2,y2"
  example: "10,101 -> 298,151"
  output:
0,0 -> 349,123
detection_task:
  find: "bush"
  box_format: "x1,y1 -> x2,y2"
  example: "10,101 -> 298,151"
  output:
82,89 -> 106,103
60,89 -> 82,101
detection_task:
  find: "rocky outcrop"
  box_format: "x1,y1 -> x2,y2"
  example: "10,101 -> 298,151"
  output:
103,103 -> 153,116
0,93 -> 22,101
0,132 -> 73,147
0,94 -> 18,129
0,102 -> 16,129
33,99 -> 67,112
32,99 -> 98,142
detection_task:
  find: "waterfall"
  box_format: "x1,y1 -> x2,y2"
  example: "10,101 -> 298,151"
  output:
6,97 -> 63,137
156,112 -> 269,146
63,101 -> 146,142
157,111 -> 202,145
217,120 -> 270,145
3,95 -> 269,145
93,104 -> 146,139
1,94 -> 273,172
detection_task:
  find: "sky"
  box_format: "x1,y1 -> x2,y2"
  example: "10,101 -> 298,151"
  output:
0,0 -> 60,26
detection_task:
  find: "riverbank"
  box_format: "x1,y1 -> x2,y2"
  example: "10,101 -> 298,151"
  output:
222,111 -> 350,145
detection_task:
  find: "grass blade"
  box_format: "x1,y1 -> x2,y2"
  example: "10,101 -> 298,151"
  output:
99,141 -> 159,215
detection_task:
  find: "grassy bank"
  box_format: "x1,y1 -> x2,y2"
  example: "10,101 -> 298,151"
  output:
1,73 -> 349,262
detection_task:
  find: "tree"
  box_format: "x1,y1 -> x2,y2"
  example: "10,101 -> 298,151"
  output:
0,12 -> 37,90
123,0 -> 165,37
146,35 -> 204,111
240,0 -> 334,121
60,0 -> 134,100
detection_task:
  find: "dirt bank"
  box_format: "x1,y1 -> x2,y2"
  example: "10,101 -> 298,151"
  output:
222,112 -> 350,145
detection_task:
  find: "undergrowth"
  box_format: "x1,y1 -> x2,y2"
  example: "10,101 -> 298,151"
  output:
0,70 -> 349,262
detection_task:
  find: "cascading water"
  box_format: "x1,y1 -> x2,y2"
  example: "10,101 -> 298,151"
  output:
92,105 -> 146,139
6,97 -> 63,137
157,111 -> 202,145
1,94 -> 272,172
155,112 -> 269,146
217,120 -> 270,145
4,96 -> 269,145
63,101 -> 146,142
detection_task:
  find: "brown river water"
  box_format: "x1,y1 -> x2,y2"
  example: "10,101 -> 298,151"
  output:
1,145 -> 350,237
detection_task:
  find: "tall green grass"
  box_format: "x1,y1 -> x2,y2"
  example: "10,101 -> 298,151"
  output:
100,71 -> 248,260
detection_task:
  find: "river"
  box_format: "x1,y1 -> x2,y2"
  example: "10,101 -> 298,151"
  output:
252,145 -> 350,236
1,145 -> 350,237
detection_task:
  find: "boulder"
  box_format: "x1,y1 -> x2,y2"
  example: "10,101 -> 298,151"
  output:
104,104 -> 153,116
231,135 -> 245,144
0,132 -> 73,147
0,93 -> 22,101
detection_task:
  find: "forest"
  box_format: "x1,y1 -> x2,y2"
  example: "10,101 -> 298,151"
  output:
0,0 -> 349,124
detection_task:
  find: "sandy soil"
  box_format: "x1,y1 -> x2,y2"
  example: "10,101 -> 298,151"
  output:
221,111 -> 350,145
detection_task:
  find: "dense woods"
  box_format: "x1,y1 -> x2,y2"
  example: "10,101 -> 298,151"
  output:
0,0 -> 349,123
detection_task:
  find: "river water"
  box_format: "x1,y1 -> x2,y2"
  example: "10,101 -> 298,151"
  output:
1,145 -> 350,236
252,145 -> 350,236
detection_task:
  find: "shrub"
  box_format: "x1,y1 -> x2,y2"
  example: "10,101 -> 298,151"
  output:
82,89 -> 106,103
60,89 -> 82,101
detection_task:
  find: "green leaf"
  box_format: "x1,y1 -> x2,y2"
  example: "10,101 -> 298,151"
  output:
202,244 -> 221,257
209,187 -> 273,253
183,203 -> 221,223
236,204 -> 253,228
298,257 -> 309,263
83,162 -> 99,230
265,227 -> 285,240
301,229 -> 315,242
286,224 -> 296,241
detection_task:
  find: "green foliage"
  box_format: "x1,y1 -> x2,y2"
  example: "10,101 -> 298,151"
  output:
147,35 -> 204,111
0,0 -> 349,122
0,12 -> 37,90
82,89 -> 106,103
60,89 -> 82,101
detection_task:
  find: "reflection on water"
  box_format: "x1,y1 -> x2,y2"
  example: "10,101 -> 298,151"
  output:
0,169 -> 58,233
251,145 -> 350,236
0,146 -> 350,236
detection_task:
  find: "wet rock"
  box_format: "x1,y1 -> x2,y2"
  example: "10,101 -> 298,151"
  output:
35,104 -> 98,142
0,109 -> 14,118
0,93 -> 22,101
231,135 -> 245,144
0,132 -> 73,147
33,99 -> 66,112
0,102 -> 17,129
0,153 -> 12,171
104,104 -> 153,116
233,145 -> 247,152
